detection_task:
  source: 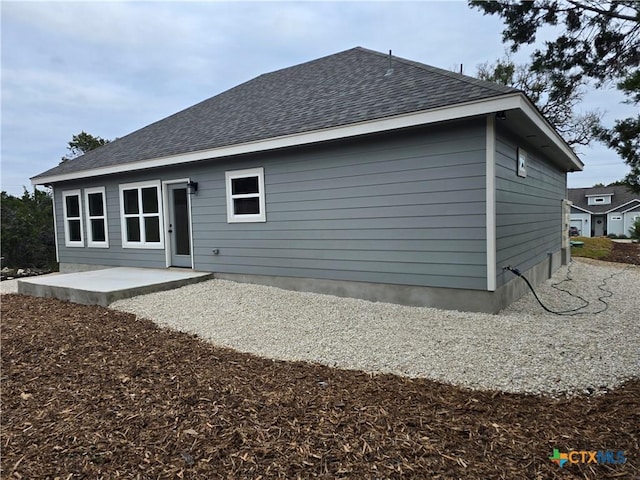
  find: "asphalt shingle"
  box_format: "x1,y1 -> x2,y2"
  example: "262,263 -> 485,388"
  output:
33,47 -> 518,180
568,186 -> 640,213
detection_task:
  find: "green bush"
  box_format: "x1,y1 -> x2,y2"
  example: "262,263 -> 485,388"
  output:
1,189 -> 57,269
630,218 -> 640,240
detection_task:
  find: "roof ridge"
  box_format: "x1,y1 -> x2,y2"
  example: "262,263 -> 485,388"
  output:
355,47 -> 519,96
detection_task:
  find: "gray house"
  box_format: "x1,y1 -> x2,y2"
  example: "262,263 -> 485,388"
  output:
31,47 -> 582,313
568,186 -> 640,237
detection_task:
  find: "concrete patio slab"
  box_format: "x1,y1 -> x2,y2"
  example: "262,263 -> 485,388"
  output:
17,267 -> 212,306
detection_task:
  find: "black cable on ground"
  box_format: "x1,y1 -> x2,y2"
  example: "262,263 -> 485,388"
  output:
549,261 -> 590,313
504,263 -> 630,316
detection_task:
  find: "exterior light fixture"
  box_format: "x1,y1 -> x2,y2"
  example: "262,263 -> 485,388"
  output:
187,180 -> 198,194
496,111 -> 507,120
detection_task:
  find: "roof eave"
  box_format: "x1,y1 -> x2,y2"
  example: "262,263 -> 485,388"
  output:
571,204 -> 593,214
32,92 -> 582,186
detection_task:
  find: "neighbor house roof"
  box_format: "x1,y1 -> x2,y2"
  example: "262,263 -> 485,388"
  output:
32,47 -> 582,185
568,186 -> 640,214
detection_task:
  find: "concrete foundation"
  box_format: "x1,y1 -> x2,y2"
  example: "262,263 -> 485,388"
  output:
215,252 -> 561,314
58,263 -> 113,273
18,267 -> 212,307
44,255 -> 561,313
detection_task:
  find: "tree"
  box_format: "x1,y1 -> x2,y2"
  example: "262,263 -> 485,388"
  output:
470,0 -> 640,190
476,56 -> 601,147
61,131 -> 110,163
1,189 -> 56,269
593,71 -> 640,191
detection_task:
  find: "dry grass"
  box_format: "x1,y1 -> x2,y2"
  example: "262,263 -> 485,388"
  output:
571,237 -> 613,260
2,294 -> 639,479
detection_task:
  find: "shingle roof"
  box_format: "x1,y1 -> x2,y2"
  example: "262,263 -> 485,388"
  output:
568,186 -> 640,213
33,47 -> 518,181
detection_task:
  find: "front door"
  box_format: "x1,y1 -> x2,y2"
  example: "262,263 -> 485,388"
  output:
593,215 -> 606,237
167,184 -> 192,267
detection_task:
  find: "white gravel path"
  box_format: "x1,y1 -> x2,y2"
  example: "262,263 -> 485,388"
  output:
110,258 -> 640,396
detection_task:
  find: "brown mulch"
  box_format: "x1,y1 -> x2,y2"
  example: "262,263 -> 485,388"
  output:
603,241 -> 640,265
1,295 -> 638,479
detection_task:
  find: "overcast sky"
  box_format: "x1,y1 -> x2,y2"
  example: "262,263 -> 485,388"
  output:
1,1 -> 637,196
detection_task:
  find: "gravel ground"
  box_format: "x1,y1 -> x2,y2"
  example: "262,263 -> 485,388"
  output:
110,258 -> 640,397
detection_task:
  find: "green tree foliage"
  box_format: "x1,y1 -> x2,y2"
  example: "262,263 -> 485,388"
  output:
61,131 -> 110,163
1,189 -> 57,269
476,56 -> 601,147
470,0 -> 640,190
593,71 -> 640,191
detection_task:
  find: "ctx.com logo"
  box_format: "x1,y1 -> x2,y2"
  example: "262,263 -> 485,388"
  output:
549,448 -> 626,468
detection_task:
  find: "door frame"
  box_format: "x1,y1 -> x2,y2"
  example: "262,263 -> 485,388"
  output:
162,178 -> 195,269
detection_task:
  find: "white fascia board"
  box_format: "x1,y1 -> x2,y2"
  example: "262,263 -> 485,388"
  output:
617,199 -> 640,214
570,204 -> 593,214
32,93 -> 581,185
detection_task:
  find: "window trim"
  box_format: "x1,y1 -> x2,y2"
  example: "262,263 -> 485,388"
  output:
225,167 -> 266,223
62,189 -> 84,247
118,180 -> 164,249
84,186 -> 109,248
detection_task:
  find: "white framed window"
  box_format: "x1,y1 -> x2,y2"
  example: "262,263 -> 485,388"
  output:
84,187 -> 109,248
225,167 -> 266,223
62,190 -> 84,247
610,216 -> 622,221
119,181 -> 164,249
587,195 -> 612,205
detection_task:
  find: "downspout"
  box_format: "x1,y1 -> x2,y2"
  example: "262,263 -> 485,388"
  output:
49,185 -> 60,263
486,115 -> 496,291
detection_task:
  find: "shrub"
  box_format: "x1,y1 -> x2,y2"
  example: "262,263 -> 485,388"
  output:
630,218 -> 640,240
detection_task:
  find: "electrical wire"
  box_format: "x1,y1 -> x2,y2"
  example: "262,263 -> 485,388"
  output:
504,262 -> 631,316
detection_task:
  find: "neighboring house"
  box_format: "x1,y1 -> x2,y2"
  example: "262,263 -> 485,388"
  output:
568,186 -> 640,237
31,47 -> 583,313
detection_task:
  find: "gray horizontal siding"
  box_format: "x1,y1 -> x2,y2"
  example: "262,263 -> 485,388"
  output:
54,118 -> 489,290
494,127 -> 566,288
194,120 -> 488,289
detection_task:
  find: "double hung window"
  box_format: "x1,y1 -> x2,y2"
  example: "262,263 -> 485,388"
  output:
225,168 -> 266,223
62,190 -> 84,247
119,181 -> 164,248
84,187 -> 109,247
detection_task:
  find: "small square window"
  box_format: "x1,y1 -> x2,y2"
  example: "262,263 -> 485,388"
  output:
225,168 -> 266,223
